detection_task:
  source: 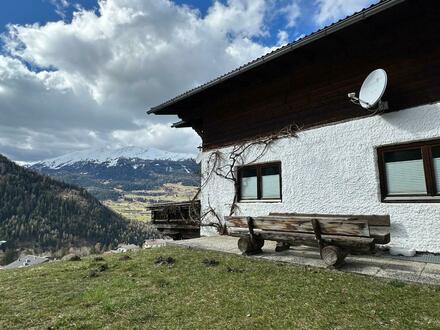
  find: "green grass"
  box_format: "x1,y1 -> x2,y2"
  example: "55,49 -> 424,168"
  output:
1,247 -> 439,329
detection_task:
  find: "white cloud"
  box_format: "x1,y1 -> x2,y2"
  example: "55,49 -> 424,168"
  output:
280,1 -> 301,28
112,123 -> 201,154
277,30 -> 289,45
0,0 -> 279,161
205,0 -> 269,37
49,0 -> 71,19
314,0 -> 378,25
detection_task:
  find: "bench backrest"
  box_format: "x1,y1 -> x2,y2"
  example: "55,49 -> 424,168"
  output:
269,213 -> 390,226
225,215 -> 370,238
269,213 -> 391,244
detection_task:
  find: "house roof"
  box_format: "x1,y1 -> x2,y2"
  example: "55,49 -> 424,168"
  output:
148,0 -> 406,115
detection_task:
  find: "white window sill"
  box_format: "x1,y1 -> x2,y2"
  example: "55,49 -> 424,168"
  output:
238,199 -> 282,204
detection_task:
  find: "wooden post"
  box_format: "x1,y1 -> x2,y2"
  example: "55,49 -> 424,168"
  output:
236,217 -> 264,255
247,217 -> 255,241
311,219 -> 323,249
312,218 -> 347,268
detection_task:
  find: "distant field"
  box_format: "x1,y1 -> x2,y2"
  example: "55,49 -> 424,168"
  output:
1,247 -> 440,329
103,183 -> 198,222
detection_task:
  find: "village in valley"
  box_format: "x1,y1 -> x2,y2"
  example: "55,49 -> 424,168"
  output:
1,0 -> 440,329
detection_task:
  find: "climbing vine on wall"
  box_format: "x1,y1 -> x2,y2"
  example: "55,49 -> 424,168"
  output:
191,124 -> 302,234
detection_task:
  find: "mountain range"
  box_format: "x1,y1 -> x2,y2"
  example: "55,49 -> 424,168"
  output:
32,146 -> 195,169
29,147 -> 200,200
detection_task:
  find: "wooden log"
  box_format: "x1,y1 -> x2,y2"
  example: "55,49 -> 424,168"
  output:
320,245 -> 347,268
275,242 -> 291,252
266,214 -> 391,244
369,226 -> 391,244
237,237 -> 253,253
253,236 -> 265,250
156,230 -> 180,236
269,213 -> 390,226
153,219 -> 198,224
153,224 -> 200,230
237,236 -> 263,254
225,216 -> 370,237
228,228 -> 374,248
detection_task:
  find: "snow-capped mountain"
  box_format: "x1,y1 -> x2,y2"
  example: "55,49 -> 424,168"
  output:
34,146 -> 194,169
30,147 -> 200,200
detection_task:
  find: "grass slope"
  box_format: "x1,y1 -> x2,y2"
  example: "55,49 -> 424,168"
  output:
1,247 -> 439,329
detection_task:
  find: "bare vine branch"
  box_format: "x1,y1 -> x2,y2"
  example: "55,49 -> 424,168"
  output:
195,124 -> 302,233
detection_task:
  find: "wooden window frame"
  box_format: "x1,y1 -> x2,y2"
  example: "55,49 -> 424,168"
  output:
237,162 -> 282,202
377,139 -> 440,203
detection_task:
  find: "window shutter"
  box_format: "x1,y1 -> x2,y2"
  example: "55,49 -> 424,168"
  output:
384,149 -> 426,195
261,166 -> 281,199
240,168 -> 258,199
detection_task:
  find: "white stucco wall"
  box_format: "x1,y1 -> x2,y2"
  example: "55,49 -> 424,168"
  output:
200,102 -> 440,252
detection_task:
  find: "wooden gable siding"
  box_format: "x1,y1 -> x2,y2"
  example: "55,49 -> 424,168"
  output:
176,0 -> 440,150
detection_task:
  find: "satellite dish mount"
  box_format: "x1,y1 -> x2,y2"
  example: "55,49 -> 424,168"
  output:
348,69 -> 389,112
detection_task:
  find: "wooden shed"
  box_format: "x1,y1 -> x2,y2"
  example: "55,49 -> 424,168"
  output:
148,201 -> 200,240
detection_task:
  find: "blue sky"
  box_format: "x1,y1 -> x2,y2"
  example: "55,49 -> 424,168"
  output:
0,0 -> 323,47
0,0 -> 378,161
172,0 -> 318,45
0,0 -> 97,33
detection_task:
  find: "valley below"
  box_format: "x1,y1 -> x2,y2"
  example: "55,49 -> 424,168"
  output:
29,146 -> 201,223
103,183 -> 199,222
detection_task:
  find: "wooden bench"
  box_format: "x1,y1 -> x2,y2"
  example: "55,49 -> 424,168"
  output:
225,213 -> 390,268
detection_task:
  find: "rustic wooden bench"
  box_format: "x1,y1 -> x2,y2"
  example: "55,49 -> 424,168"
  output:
225,213 -> 390,268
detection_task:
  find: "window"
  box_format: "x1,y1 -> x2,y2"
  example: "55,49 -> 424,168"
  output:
238,162 -> 281,201
240,167 -> 258,199
377,139 -> 440,202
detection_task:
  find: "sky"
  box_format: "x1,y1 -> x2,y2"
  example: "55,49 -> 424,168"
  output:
0,0 -> 378,162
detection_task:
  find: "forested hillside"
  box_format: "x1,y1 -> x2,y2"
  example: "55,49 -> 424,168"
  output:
0,155 -> 157,251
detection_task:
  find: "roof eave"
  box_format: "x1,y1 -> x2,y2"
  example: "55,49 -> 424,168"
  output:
147,0 -> 405,115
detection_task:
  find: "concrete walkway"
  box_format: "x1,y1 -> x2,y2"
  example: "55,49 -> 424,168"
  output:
169,236 -> 440,285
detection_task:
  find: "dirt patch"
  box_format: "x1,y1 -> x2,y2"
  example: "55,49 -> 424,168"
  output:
226,266 -> 243,273
154,256 -> 175,266
202,258 -> 219,267
87,263 -> 109,278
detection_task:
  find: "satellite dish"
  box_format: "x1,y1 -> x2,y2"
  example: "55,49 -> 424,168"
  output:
359,69 -> 387,109
348,69 -> 388,111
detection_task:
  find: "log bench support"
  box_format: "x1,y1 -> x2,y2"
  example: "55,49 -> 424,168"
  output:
311,218 -> 347,268
275,242 -> 291,252
237,217 -> 264,255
